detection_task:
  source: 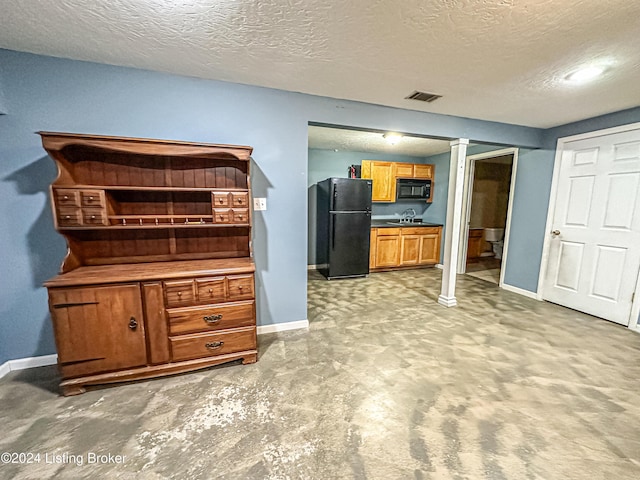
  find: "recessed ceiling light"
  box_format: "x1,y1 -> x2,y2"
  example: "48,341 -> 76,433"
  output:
383,132 -> 403,145
565,65 -> 606,84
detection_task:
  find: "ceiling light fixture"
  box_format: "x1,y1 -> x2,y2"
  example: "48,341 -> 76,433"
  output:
383,132 -> 403,145
565,65 -> 607,84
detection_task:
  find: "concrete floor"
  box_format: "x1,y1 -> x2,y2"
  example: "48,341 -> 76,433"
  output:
2,268 -> 640,479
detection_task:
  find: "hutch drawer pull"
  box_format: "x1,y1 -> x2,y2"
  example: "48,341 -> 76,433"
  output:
205,341 -> 224,350
63,195 -> 69,200
177,292 -> 182,297
128,317 -> 138,330
203,314 -> 223,324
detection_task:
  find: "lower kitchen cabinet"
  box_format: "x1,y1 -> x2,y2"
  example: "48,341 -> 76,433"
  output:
373,228 -> 401,267
370,226 -> 442,271
45,258 -> 257,396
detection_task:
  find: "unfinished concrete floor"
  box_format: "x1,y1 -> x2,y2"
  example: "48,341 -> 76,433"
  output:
2,269 -> 640,479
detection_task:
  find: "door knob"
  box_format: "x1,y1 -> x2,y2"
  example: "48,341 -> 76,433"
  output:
551,230 -> 561,236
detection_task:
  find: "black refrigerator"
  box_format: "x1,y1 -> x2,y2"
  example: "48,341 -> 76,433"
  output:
316,178 -> 372,279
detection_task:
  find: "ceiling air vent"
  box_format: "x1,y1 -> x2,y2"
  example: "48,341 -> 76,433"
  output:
405,91 -> 442,103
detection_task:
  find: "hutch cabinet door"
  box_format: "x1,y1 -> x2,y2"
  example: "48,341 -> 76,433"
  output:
49,284 -> 147,378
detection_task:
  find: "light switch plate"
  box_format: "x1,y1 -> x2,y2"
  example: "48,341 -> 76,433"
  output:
253,197 -> 267,211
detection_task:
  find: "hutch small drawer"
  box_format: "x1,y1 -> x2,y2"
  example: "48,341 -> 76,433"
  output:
231,192 -> 248,207
80,190 -> 105,208
213,209 -> 231,224
55,189 -> 80,207
213,193 -> 230,207
227,274 -> 254,300
57,208 -> 82,227
231,208 -> 249,224
164,280 -> 196,307
195,277 -> 226,303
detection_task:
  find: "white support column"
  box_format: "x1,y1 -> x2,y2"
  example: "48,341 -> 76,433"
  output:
438,138 -> 469,307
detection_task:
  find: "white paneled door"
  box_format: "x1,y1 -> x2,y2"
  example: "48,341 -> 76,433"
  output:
543,128 -> 640,325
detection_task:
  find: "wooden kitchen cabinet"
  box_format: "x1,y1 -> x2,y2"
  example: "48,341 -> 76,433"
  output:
373,228 -> 401,267
361,160 -> 434,202
40,132 -> 258,395
394,163 -> 414,178
361,160 -> 396,202
370,226 -> 442,271
467,228 -> 484,261
400,234 -> 421,265
413,164 -> 434,180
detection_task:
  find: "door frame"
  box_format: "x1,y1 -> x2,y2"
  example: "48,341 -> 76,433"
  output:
537,121 -> 640,331
458,147 -> 519,289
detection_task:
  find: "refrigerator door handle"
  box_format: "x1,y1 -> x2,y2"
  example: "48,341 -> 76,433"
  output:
331,214 -> 336,249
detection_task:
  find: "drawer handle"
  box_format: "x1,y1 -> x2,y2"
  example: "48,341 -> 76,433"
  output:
63,195 -> 69,200
128,317 -> 138,330
205,341 -> 224,350
88,196 -> 94,201
203,314 -> 223,324
177,292 -> 182,297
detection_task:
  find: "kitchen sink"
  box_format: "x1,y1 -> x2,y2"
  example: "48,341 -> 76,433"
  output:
386,221 -> 424,226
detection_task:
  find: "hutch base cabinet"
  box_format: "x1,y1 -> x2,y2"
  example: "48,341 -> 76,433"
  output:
40,132 -> 257,395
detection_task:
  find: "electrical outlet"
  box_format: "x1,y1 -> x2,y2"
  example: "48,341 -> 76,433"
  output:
253,197 -> 267,211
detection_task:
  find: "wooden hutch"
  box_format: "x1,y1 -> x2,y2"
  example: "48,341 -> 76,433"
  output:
40,132 -> 257,395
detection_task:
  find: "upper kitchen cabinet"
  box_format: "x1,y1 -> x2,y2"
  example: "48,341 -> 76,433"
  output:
394,162 -> 434,180
361,160 -> 396,202
362,160 -> 435,203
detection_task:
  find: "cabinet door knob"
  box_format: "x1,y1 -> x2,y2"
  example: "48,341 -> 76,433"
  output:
208,288 -> 213,293
177,291 -> 182,297
205,341 -> 224,350
63,195 -> 69,200
128,317 -> 138,330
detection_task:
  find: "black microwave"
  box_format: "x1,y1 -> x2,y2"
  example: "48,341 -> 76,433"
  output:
396,178 -> 432,201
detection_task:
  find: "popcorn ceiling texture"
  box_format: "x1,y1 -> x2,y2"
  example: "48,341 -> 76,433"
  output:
1,0 -> 639,128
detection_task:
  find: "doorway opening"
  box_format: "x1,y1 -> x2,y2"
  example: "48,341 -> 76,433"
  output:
459,149 -> 517,286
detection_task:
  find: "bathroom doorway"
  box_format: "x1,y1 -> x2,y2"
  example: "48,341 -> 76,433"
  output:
459,148 -> 517,285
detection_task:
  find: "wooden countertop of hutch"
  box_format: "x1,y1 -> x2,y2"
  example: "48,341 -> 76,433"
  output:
44,257 -> 256,288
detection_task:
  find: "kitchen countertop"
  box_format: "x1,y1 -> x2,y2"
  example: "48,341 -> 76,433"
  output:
371,219 -> 443,229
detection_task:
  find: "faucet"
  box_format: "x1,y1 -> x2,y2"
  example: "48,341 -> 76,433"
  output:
401,208 -> 416,223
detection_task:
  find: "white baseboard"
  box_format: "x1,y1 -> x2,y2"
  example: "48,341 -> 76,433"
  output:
0,354 -> 58,380
435,263 -> 444,270
307,264 -> 327,271
0,321 -> 310,380
438,295 -> 457,307
501,283 -> 540,300
257,319 -> 309,335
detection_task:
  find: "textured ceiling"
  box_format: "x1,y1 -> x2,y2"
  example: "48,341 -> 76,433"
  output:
1,0 -> 639,128
308,126 -> 452,157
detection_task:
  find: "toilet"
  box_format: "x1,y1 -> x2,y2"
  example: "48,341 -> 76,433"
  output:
484,227 -> 505,259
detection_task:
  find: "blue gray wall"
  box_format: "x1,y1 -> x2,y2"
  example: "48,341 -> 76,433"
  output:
0,48 -> 566,365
